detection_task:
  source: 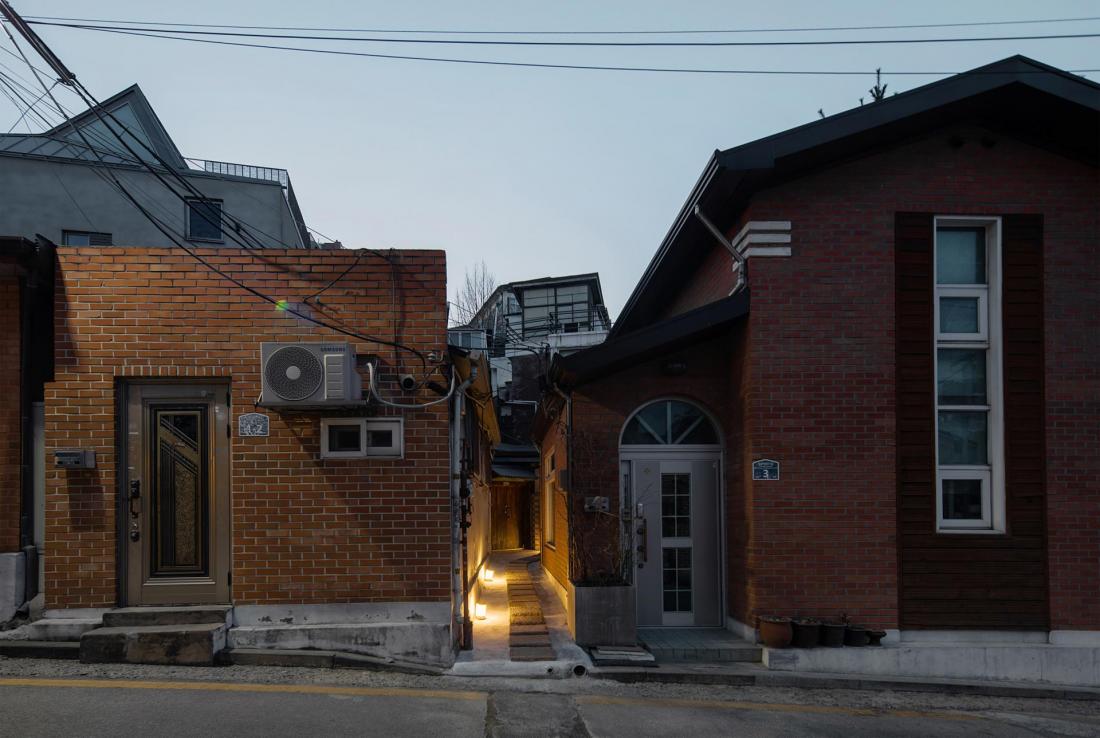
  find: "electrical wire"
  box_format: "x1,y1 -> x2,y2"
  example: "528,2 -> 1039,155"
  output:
1,22 -> 432,369
30,20 -> 1100,48
32,26 -> 1100,77
366,361 -> 456,409
20,13 -> 1100,35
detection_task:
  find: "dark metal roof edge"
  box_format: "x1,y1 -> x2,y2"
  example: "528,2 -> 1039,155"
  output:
557,289 -> 749,387
612,56 -> 1099,336
611,152 -> 721,337
717,55 -> 1100,172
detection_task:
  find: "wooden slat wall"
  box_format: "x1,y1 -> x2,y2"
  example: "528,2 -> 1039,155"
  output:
896,213 -> 1048,630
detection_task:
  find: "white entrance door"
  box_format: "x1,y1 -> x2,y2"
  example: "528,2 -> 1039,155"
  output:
628,456 -> 721,627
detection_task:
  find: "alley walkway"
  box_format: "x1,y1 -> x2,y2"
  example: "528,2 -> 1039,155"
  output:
451,550 -> 589,676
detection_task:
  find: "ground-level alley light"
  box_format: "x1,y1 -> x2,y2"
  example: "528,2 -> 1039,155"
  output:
475,602 -> 487,620
482,568 -> 494,583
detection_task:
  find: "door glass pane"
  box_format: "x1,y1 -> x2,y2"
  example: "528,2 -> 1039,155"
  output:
153,408 -> 207,575
937,228 -> 986,284
942,478 -> 984,520
938,411 -> 989,465
661,473 -> 690,538
937,349 -> 987,405
661,547 -> 692,613
940,297 -> 980,334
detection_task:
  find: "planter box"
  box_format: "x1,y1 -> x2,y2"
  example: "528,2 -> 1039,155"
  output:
571,585 -> 636,647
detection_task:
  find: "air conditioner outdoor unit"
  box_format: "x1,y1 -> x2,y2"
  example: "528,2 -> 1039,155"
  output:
260,342 -> 364,407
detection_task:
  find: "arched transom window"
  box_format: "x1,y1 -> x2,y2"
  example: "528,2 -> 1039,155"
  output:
622,400 -> 719,446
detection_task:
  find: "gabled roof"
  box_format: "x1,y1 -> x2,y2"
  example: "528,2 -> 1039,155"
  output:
613,56 -> 1100,335
552,289 -> 749,388
0,85 -> 187,169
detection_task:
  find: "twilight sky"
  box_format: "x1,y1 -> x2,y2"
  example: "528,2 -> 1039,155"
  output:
3,1 -> 1097,318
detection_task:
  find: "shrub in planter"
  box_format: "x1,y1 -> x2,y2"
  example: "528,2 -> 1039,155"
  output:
791,618 -> 821,648
758,617 -> 793,649
844,625 -> 869,647
820,622 -> 846,647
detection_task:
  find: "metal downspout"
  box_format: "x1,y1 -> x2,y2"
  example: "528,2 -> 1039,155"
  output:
449,367 -> 476,651
694,204 -> 748,294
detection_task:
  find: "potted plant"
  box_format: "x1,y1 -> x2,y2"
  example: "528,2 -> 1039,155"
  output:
867,630 -> 887,646
758,616 -> 793,649
568,512 -> 636,647
791,617 -> 821,648
843,624 -> 869,647
820,619 -> 846,647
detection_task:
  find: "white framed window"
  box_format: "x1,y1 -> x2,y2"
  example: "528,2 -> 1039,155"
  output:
544,452 -> 556,547
320,417 -> 403,459
934,218 -> 1004,533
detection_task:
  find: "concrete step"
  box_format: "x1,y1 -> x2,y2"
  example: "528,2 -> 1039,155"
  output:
228,622 -> 453,667
80,623 -> 227,666
0,617 -> 103,642
101,605 -> 232,628
0,640 -> 80,659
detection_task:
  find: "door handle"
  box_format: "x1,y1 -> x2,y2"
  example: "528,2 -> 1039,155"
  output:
129,479 -> 142,517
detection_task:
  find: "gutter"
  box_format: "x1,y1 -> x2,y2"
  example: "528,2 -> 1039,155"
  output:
693,204 -> 748,294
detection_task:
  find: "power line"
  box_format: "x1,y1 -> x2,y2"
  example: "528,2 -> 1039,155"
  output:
33,26 -> 1100,77
0,6 -> 430,370
28,20 -> 1100,48
19,13 -> 1100,35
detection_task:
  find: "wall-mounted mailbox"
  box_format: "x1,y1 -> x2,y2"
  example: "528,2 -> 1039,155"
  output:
54,449 -> 95,469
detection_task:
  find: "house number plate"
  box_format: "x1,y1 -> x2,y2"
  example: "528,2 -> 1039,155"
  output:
238,412 -> 270,437
752,459 -> 779,481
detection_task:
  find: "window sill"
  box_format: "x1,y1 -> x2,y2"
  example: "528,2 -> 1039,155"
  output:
936,527 -> 1006,535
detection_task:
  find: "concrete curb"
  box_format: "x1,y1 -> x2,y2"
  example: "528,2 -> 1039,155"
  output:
592,664 -> 1100,700
0,640 -> 80,659
220,648 -> 444,676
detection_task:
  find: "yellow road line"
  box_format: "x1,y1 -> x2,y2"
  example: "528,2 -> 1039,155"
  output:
0,678 -> 485,702
575,694 -> 979,721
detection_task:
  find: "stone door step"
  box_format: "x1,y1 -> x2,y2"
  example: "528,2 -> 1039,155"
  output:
101,605 -> 232,628
0,617 -> 102,642
80,622 -> 227,666
645,645 -> 762,663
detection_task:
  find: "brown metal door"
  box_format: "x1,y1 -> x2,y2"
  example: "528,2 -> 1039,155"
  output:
491,485 -> 521,550
123,383 -> 230,605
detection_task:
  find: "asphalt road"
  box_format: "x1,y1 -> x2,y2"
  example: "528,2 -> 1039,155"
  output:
2,676 -> 1099,737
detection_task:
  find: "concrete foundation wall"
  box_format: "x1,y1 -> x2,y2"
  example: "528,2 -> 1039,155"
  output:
0,552 -> 25,622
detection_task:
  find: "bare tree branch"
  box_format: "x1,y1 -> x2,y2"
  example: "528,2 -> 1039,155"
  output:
450,260 -> 497,326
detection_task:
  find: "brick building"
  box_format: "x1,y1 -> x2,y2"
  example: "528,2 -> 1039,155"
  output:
0,241 -> 476,665
533,57 -> 1099,681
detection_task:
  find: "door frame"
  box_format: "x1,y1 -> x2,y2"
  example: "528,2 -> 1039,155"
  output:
117,380 -> 232,606
620,447 -> 725,629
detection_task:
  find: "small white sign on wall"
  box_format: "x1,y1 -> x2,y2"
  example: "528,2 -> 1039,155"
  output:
238,412 -> 270,437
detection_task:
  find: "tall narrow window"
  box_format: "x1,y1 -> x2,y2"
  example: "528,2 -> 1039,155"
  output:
934,219 -> 1004,532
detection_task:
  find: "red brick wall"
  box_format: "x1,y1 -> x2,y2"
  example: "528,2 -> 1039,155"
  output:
653,123 -> 1097,630
538,413 -> 570,590
565,332 -> 743,598
0,266 -> 21,553
45,247 -> 449,609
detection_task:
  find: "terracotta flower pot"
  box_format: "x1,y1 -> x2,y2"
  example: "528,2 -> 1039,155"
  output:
820,623 -> 846,647
758,617 -> 793,649
791,620 -> 821,648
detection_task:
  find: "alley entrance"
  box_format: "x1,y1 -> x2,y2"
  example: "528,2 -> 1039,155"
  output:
121,383 -> 231,605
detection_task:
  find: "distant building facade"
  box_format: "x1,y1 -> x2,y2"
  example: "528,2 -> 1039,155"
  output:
0,85 -> 310,249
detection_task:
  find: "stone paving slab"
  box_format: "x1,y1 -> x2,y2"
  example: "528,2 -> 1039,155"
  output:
510,646 -> 556,662
510,624 -> 549,635
510,634 -> 552,647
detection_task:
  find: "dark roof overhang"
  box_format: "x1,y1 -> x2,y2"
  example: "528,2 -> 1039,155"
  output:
613,56 -> 1100,335
552,288 -> 749,389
